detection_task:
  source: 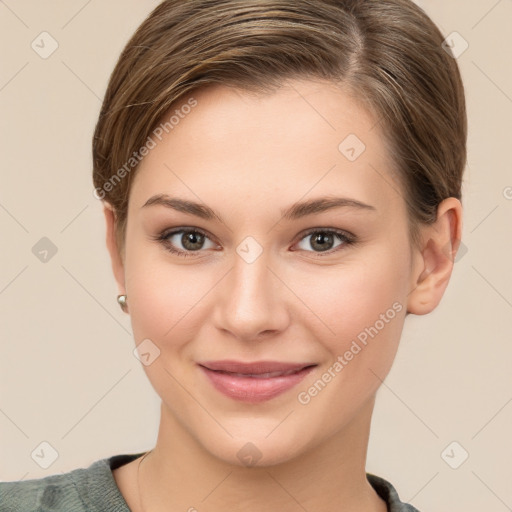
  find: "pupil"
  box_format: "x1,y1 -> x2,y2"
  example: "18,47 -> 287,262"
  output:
313,233 -> 333,252
183,232 -> 203,250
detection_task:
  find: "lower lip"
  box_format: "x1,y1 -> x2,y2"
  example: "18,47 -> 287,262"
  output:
198,365 -> 315,403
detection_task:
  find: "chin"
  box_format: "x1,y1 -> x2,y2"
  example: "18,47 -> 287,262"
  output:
198,427 -> 315,469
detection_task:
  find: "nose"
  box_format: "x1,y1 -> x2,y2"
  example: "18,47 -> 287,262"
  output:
212,248 -> 291,342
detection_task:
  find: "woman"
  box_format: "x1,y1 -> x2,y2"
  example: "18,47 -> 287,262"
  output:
0,0 -> 466,510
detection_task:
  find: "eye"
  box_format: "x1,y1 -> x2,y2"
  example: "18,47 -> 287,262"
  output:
153,226 -> 356,258
155,228 -> 218,258
294,228 -> 356,256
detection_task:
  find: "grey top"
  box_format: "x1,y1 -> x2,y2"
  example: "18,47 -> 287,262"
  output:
0,452 -> 420,511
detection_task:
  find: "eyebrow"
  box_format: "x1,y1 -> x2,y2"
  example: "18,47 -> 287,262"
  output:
141,193 -> 376,222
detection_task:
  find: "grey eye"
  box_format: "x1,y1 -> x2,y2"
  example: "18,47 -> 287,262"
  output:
296,231 -> 346,252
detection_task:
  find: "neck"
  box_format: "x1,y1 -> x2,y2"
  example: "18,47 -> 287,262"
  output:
138,396 -> 386,512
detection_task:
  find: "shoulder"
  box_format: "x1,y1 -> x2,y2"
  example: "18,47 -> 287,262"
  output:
367,473 -> 421,512
0,467 -> 91,512
0,453 -> 143,512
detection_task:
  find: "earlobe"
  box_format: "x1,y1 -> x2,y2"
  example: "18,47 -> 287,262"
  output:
407,198 -> 463,315
103,203 -> 127,301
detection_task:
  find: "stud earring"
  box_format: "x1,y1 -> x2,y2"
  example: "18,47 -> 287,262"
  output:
117,294 -> 128,312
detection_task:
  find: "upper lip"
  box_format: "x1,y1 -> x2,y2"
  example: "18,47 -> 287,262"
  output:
198,360 -> 317,375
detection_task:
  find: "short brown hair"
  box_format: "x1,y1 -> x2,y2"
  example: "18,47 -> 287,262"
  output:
92,0 -> 467,257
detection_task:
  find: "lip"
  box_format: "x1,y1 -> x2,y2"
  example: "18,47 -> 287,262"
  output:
199,360 -> 315,374
197,360 -> 317,403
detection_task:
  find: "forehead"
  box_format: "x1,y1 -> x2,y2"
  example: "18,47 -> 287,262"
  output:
130,79 -> 403,219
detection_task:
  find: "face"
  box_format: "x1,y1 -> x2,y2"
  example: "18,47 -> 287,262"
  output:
117,78 -> 419,466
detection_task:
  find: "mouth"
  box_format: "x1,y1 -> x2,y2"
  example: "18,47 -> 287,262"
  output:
199,360 -> 316,375
209,368 -> 308,378
197,360 -> 317,403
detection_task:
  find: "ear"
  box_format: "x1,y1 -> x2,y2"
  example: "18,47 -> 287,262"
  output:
407,197 -> 463,315
103,203 -> 127,302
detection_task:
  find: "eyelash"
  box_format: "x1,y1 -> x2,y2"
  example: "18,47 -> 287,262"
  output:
152,226 -> 357,258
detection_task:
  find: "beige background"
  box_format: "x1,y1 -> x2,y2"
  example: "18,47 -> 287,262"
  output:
1,1 -> 511,510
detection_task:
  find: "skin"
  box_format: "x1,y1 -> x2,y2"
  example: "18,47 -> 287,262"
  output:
104,78 -> 462,512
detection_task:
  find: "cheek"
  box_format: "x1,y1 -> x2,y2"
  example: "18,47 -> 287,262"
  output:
296,243 -> 409,369
126,261 -> 205,341
123,231 -> 221,349
123,245 -> 212,401
291,248 -> 408,429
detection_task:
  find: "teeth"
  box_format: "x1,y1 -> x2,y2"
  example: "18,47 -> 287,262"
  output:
219,368 -> 303,378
